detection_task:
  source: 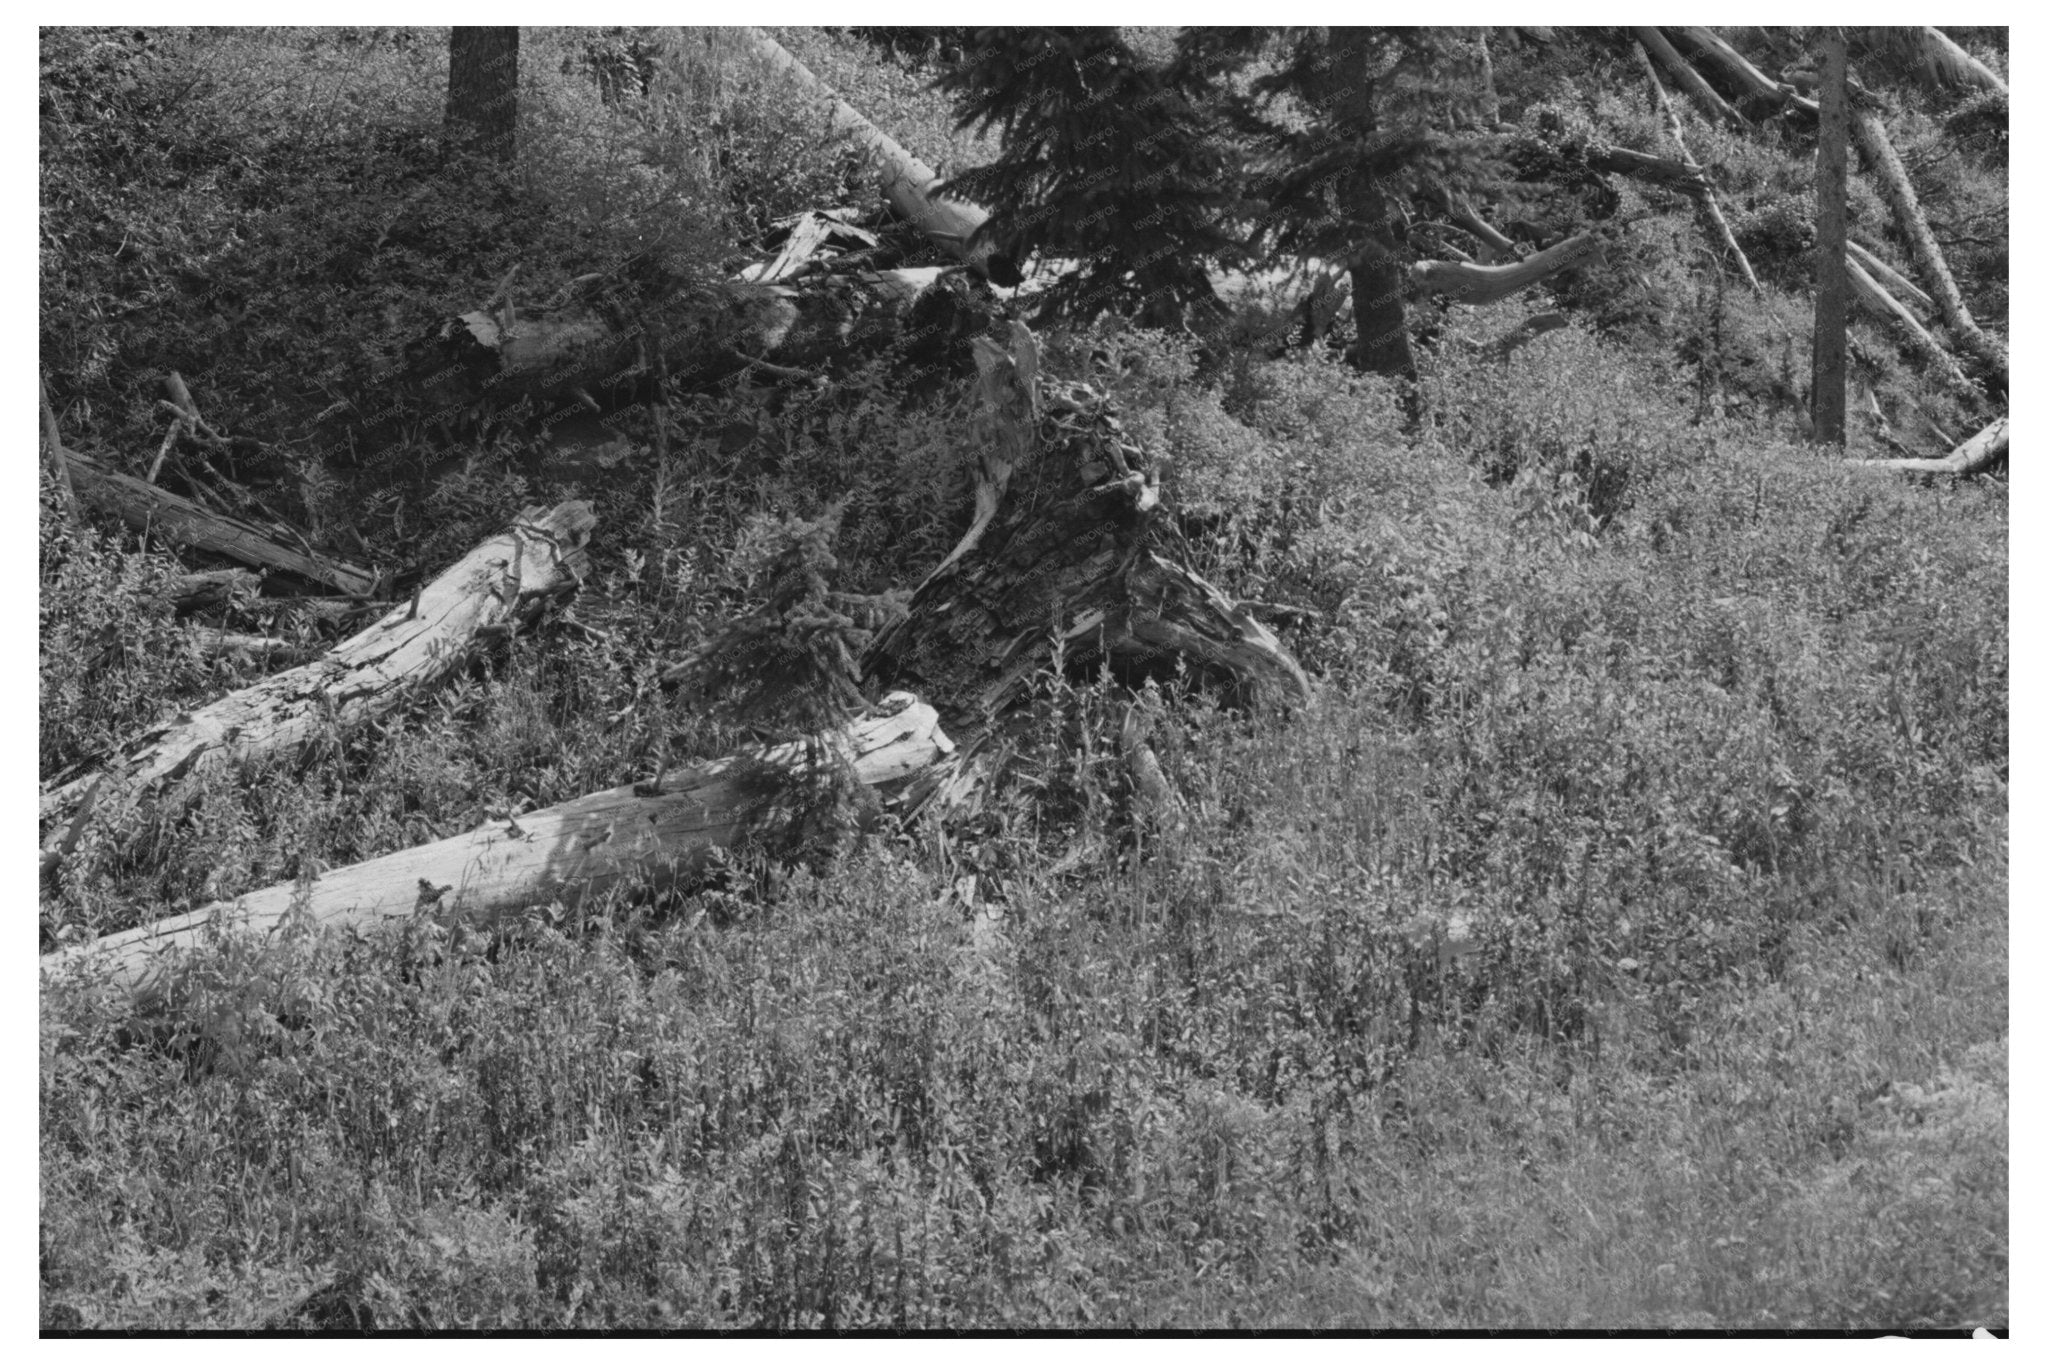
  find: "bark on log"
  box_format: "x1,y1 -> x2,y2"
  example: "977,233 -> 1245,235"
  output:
64,451 -> 376,596
1851,107 -> 2009,395
1844,414 -> 2006,476
740,30 -> 1021,287
1633,38 -> 1765,295
39,501 -> 595,869
1634,27 -> 1748,126
46,694 -> 953,1002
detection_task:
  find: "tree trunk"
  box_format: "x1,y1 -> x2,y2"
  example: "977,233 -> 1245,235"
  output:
47,695 -> 953,1003
1633,38 -> 1765,295
40,501 -> 595,876
64,450 -> 377,596
1845,414 -> 2006,476
446,27 -> 519,163
741,29 -> 1021,286
1811,28 -> 1850,446
1633,27 -> 1748,126
1851,107 -> 2008,395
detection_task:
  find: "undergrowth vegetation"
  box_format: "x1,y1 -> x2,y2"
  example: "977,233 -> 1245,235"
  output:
41,26 -> 2004,1332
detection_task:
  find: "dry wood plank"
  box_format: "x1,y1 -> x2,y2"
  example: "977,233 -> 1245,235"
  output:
46,695 -> 953,1001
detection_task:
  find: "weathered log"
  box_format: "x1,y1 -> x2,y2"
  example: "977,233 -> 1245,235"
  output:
39,501 -> 595,871
740,30 -> 1021,286
1669,27 -> 1819,115
46,694 -> 953,1002
1854,27 -> 2007,99
64,450 -> 376,596
1845,414 -> 2006,476
1410,232 -> 1609,307
1846,256 -> 1972,390
1633,38 -> 1764,295
1634,27 -> 1748,126
862,322 -> 1311,757
1849,239 -> 1934,314
1851,107 -> 2008,394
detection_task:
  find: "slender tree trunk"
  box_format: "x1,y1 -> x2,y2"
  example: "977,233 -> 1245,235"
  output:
1811,28 -> 1850,445
1851,106 -> 2008,395
446,27 -> 519,163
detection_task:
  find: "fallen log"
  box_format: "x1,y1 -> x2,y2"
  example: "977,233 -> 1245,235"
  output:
1846,256 -> 1973,391
1410,232 -> 1609,307
1634,27 -> 1748,126
1849,239 -> 1934,314
39,500 -> 595,873
1844,413 -> 2007,476
45,693 -> 953,1002
1851,106 -> 2008,395
64,450 -> 376,596
740,29 -> 1021,287
1669,27 -> 1819,115
1633,37 -> 1764,295
1855,27 -> 2007,100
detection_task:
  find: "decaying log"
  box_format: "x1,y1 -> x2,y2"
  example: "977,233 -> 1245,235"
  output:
1851,107 -> 2008,394
1633,38 -> 1764,295
1634,27 -> 1748,126
740,29 -> 1021,286
862,323 -> 1310,802
46,694 -> 953,1002
1845,413 -> 2007,476
39,501 -> 596,873
1410,232 -> 1609,307
64,451 -> 376,596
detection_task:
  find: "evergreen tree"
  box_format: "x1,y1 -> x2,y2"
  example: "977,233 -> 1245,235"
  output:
935,28 -> 1257,330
